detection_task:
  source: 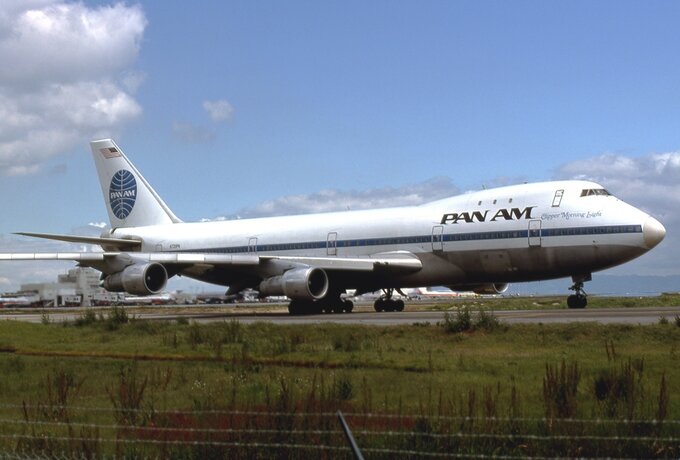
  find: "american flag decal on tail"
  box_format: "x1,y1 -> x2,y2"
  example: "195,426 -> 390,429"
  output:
100,147 -> 121,159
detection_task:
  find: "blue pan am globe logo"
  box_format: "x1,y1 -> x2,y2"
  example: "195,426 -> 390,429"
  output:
109,170 -> 137,219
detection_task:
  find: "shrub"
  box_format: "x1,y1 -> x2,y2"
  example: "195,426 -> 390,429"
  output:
440,306 -> 472,333
104,306 -> 129,330
334,374 -> 354,401
440,307 -> 501,333
593,358 -> 644,419
476,308 -> 501,331
74,309 -> 98,327
107,364 -> 148,426
543,360 -> 580,419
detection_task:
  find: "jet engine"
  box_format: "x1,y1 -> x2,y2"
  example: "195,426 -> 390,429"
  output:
448,283 -> 510,295
103,262 -> 168,295
259,267 -> 329,300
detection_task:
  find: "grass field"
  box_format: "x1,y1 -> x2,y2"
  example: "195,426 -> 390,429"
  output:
424,291 -> 680,311
0,303 -> 679,458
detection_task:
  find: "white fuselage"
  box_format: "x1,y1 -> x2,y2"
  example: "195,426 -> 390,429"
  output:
108,180 -> 661,291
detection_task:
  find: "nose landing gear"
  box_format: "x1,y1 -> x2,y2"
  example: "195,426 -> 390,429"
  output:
567,274 -> 591,309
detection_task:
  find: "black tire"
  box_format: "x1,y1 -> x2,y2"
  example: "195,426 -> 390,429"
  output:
374,299 -> 384,312
567,295 -> 587,309
343,300 -> 354,313
288,300 -> 302,315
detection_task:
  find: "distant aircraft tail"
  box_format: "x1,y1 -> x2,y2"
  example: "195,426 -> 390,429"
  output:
90,139 -> 182,228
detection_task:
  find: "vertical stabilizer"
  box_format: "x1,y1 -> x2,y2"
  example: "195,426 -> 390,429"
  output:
90,139 -> 182,228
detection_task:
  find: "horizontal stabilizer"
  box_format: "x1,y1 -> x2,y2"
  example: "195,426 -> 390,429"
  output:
15,232 -> 141,249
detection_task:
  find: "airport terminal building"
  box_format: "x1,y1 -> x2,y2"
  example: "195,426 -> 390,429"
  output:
18,267 -> 121,307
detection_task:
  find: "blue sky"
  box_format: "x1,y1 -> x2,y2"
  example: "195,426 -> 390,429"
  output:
1,1 -> 680,291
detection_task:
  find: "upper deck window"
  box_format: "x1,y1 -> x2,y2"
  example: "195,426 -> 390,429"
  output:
580,188 -> 610,197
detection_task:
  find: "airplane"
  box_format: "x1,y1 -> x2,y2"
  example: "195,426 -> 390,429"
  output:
0,294 -> 39,308
0,139 -> 666,313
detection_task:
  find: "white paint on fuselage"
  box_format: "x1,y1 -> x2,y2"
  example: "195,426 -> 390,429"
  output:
109,180 -> 660,289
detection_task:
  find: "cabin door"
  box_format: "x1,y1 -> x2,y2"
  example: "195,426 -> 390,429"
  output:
528,220 -> 542,247
432,226 -> 444,252
248,237 -> 258,254
327,232 -> 338,256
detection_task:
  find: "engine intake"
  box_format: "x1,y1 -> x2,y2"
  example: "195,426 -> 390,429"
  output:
103,263 -> 168,295
259,267 -> 329,300
447,283 -> 509,295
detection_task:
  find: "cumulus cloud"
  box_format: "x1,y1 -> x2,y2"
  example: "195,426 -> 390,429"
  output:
0,1 -> 146,175
556,152 -> 680,217
173,99 -> 233,143
556,151 -> 680,275
172,122 -> 216,143
203,100 -> 234,122
213,177 -> 460,219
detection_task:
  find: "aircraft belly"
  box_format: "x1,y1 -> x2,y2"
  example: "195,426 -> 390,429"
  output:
181,265 -> 255,288
176,242 -> 649,291
427,244 -> 648,284
389,242 -> 647,287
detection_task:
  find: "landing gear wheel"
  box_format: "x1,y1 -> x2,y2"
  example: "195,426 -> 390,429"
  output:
315,289 -> 355,315
373,289 -> 406,312
343,300 -> 354,313
288,300 -> 321,315
288,300 -> 305,315
567,276 -> 590,309
374,298 -> 385,312
567,294 -> 587,309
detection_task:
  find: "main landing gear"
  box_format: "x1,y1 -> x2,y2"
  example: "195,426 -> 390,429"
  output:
288,294 -> 354,315
567,274 -> 591,309
373,288 -> 405,312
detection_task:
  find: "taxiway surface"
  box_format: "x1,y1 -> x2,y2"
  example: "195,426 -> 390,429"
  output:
2,306 -> 679,325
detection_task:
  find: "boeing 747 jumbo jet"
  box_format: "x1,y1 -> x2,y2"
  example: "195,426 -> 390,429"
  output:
1,140 -> 666,313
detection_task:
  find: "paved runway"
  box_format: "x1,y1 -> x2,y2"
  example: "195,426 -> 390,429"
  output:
2,305 -> 680,325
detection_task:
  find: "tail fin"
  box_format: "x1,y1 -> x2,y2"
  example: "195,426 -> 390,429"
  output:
90,139 -> 182,228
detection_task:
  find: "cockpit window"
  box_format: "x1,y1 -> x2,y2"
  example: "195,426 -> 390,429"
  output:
580,188 -> 611,197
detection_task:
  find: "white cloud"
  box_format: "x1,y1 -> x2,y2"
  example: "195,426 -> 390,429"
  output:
556,152 -> 680,214
172,122 -> 216,143
203,99 -> 234,122
0,1 -> 146,175
212,177 -> 460,219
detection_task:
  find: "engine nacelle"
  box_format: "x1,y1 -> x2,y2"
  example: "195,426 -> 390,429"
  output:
447,283 -> 510,295
103,263 -> 168,295
259,267 -> 329,300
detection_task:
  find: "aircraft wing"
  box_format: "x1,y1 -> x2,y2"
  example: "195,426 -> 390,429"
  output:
0,251 -> 422,273
261,252 -> 423,273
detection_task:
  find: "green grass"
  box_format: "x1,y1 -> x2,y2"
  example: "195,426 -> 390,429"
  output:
0,315 -> 679,457
426,291 -> 680,311
1,318 -> 679,413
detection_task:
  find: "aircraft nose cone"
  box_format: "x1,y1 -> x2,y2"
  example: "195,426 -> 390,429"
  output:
643,216 -> 666,249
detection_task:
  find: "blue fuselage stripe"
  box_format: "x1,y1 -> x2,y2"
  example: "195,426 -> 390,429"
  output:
187,224 -> 642,254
